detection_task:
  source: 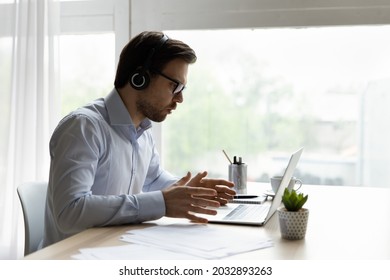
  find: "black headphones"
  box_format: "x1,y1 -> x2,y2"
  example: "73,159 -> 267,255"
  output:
129,33 -> 169,90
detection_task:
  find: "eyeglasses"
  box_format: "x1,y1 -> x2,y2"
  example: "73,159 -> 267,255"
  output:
152,69 -> 185,95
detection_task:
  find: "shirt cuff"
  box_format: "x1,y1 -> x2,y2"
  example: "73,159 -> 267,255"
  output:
136,191 -> 166,222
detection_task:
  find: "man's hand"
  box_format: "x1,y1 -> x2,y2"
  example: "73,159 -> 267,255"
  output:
162,171 -> 236,223
187,171 -> 235,205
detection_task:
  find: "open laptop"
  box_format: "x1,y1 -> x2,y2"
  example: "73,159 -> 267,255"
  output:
204,147 -> 303,226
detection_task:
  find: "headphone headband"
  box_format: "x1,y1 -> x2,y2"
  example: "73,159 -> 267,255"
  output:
143,34 -> 169,71
130,33 -> 169,90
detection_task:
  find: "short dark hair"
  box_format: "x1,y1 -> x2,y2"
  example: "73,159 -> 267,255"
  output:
114,31 -> 197,89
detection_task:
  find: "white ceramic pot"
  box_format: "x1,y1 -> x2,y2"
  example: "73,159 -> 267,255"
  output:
277,207 -> 309,240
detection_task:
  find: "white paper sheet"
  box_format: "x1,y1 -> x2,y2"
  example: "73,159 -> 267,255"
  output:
72,244 -> 200,260
73,223 -> 273,260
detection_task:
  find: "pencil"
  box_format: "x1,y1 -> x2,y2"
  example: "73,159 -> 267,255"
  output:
222,149 -> 233,164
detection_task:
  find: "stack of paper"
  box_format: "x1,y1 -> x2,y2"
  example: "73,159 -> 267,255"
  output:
73,223 -> 273,260
121,223 -> 273,259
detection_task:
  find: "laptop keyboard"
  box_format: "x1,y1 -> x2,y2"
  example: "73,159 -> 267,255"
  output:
223,204 -> 269,221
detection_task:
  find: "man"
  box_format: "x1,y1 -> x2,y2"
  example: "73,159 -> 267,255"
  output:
42,31 -> 235,247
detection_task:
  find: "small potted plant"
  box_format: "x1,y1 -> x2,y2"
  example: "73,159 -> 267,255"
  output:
277,188 -> 309,240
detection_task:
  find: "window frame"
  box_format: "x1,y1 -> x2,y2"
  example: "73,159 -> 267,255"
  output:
60,0 -> 129,66
1,0 -> 129,64
130,0 -> 390,33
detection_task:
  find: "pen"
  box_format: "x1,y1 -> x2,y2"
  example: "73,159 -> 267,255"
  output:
233,195 -> 258,199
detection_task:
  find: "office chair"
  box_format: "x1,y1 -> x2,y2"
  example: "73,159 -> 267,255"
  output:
17,181 -> 47,256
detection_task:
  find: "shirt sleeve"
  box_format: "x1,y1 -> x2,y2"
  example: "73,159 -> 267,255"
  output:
48,113 -> 166,236
142,141 -> 179,192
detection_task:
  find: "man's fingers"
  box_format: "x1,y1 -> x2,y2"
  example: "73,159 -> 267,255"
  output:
175,172 -> 192,186
190,205 -> 218,215
203,178 -> 235,188
187,171 -> 207,187
191,196 -> 220,208
192,171 -> 207,181
214,185 -> 236,195
186,213 -> 209,223
186,206 -> 218,223
186,186 -> 217,197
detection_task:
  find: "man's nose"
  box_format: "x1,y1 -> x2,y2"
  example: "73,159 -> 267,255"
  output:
173,91 -> 183,103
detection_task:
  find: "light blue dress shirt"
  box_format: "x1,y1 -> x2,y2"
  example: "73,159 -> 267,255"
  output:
42,88 -> 178,247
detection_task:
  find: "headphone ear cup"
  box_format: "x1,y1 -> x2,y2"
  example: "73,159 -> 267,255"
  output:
130,70 -> 150,90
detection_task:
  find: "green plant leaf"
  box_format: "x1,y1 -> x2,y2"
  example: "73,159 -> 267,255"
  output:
281,188 -> 308,211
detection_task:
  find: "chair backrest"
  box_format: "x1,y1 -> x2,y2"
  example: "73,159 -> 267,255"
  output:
17,181 -> 47,256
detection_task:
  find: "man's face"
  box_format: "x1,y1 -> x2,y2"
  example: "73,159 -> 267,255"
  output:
136,58 -> 188,122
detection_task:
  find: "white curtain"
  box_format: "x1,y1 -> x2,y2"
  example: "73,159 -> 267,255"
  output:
0,0 -> 60,259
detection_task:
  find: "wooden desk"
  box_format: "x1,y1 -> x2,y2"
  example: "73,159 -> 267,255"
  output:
25,184 -> 390,260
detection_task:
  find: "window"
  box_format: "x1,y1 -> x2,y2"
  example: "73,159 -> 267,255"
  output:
59,33 -> 115,116
162,26 -> 390,188
58,0 -> 129,115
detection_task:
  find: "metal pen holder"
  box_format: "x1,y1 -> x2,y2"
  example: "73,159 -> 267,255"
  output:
228,157 -> 247,194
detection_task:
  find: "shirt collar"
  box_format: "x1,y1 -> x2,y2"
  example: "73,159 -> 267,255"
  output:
105,88 -> 152,131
